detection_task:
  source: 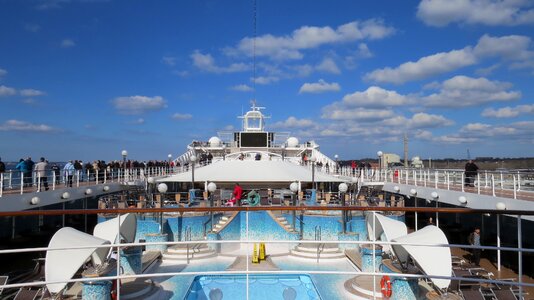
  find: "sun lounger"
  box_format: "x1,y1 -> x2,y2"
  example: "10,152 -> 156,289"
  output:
493,289 -> 518,300
0,276 -> 8,295
13,288 -> 42,300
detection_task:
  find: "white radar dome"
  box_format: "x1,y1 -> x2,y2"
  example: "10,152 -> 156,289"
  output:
286,137 -> 299,148
208,136 -> 222,147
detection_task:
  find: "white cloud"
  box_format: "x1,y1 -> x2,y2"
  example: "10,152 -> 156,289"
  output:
172,113 -> 192,120
475,64 -> 500,76
482,104 -> 534,118
191,50 -> 250,73
366,34 -> 534,84
417,0 -> 534,27
316,58 -> 340,74
112,95 -> 167,115
0,68 -> 6,77
357,43 -> 374,58
336,86 -> 411,108
271,117 -> 315,129
162,56 -> 176,66
24,23 -> 41,32
20,89 -> 45,97
231,84 -> 253,92
61,39 -> 75,48
407,112 -> 454,128
299,79 -> 340,94
252,76 -> 279,85
131,118 -> 145,125
226,19 -> 395,61
422,75 -> 521,107
321,107 -> 395,121
0,120 -> 57,132
0,85 -> 16,97
365,48 -> 476,84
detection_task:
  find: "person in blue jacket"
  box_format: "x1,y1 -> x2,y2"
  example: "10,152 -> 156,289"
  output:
15,158 -> 29,186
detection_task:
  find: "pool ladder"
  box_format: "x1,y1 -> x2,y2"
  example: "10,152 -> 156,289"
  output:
315,226 -> 325,263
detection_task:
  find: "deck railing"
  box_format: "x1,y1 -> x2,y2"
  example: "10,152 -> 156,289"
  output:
0,206 -> 532,300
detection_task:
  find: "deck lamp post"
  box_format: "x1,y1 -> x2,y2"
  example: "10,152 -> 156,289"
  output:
350,177 -> 358,205
339,182 -> 348,233
334,154 -> 339,174
148,177 -> 155,206
222,144 -> 226,160
207,182 -> 217,231
377,151 -> 383,180
190,155 -> 197,189
157,183 -> 168,228
121,150 -> 128,181
290,181 -> 299,232
281,144 -> 286,161
168,154 -> 172,173
310,156 -> 316,189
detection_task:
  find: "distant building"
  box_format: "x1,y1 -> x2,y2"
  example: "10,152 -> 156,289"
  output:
382,153 -> 401,168
411,156 -> 424,168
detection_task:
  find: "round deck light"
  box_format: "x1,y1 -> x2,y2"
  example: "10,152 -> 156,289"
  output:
431,192 -> 439,199
289,182 -> 299,193
30,196 -> 40,205
458,196 -> 467,204
190,155 -> 197,162
339,183 -> 348,193
351,177 -> 358,184
377,151 -> 383,157
85,188 -> 93,195
157,183 -> 168,193
168,154 -> 172,159
334,154 -> 339,160
103,185 -> 110,192
207,182 -> 217,193
409,188 -> 417,196
62,192 -> 70,199
147,177 -> 155,184
121,150 -> 128,157
496,202 -> 506,210
393,186 -> 400,192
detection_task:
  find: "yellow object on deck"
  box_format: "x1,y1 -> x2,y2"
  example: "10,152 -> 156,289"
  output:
252,243 -> 259,263
259,243 -> 266,260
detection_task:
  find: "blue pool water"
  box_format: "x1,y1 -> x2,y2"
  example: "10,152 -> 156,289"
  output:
184,274 -> 321,300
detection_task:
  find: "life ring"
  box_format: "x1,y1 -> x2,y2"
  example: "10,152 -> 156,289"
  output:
380,275 -> 392,298
247,191 -> 260,206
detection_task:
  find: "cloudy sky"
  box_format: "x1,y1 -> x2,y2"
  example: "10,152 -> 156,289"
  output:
0,0 -> 533,162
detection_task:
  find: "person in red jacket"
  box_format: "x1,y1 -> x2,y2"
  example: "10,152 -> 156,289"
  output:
227,183 -> 243,206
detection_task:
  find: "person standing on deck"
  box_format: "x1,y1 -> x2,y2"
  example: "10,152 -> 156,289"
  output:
34,157 -> 49,191
464,160 -> 479,187
25,157 -> 34,187
469,228 -> 482,266
51,163 -> 60,184
15,158 -> 28,186
64,161 -> 75,187
228,183 -> 243,206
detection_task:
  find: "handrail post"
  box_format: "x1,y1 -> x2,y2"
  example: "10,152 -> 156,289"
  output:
461,173 -> 464,192
447,172 -> 450,190
96,170 -> 99,185
518,215 -> 523,300
104,169 -> 107,184
0,173 -> 3,197
76,170 -> 80,187
435,171 -> 438,188
37,173 -> 41,192
8,170 -> 12,189
20,172 -> 24,195
372,211 -> 377,300
477,174 -> 480,194
517,172 -> 521,191
484,171 -> 488,188
500,172 -> 503,190
513,176 -> 517,199
497,214 -> 501,271
492,174 -> 496,197
52,172 -> 56,190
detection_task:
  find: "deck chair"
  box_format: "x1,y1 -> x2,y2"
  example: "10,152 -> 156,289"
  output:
493,289 -> 518,300
259,189 -> 270,206
14,288 -> 42,300
461,289 -> 485,300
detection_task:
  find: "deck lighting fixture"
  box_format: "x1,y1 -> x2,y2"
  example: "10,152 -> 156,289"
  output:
30,196 -> 40,205
496,202 -> 506,210
121,150 -> 128,181
207,182 -> 217,193
62,192 -> 70,199
289,181 -> 299,193
157,183 -> 168,194
289,181 -> 299,232
431,192 -> 439,199
310,156 -> 316,190
103,185 -> 110,192
393,186 -> 400,192
339,183 -> 348,193
409,188 -> 417,196
207,182 -> 217,229
339,182 -> 349,233
377,151 -> 383,172
190,155 -> 197,189
147,177 -> 155,184
85,188 -> 93,195
458,196 -> 467,204
334,154 -> 339,174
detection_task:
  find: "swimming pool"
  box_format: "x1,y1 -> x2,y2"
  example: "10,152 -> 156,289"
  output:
184,274 -> 322,300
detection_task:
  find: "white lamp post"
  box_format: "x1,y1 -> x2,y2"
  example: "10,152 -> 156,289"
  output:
339,182 -> 349,233
190,155 -> 197,190
121,150 -> 128,181
377,151 -> 383,179
207,182 -> 217,231
168,154 -> 172,173
310,156 -> 316,190
334,154 -> 339,174
290,181 -> 299,232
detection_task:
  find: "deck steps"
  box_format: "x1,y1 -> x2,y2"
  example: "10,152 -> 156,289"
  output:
271,214 -> 294,232
289,242 -> 345,259
212,213 -> 238,233
162,243 -> 216,261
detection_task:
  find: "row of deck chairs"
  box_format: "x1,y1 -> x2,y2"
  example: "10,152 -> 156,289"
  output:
449,256 -> 526,300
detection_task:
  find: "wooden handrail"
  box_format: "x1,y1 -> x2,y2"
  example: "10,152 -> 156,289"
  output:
1,206 -> 533,217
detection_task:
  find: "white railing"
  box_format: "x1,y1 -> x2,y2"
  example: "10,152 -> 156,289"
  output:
355,168 -> 534,200
0,209 -> 532,300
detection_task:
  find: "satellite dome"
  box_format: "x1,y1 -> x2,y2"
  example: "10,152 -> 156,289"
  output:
286,137 -> 299,148
208,136 -> 222,147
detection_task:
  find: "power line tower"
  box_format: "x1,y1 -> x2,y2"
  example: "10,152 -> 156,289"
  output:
403,133 -> 408,167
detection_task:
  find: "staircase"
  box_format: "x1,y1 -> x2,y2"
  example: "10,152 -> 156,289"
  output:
212,212 -> 238,233
274,214 -> 295,232
290,242 -> 345,259
163,243 -> 216,261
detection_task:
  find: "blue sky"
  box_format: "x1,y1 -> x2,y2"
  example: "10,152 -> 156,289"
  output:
0,0 -> 533,162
